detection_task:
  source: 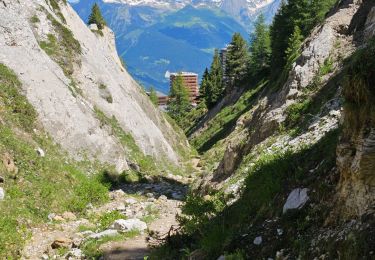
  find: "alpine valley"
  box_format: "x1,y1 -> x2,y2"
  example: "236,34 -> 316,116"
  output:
70,0 -> 281,93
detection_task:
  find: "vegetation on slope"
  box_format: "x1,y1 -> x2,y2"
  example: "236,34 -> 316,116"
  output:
0,64 -> 110,258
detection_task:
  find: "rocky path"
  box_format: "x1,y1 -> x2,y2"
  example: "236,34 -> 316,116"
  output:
21,177 -> 189,260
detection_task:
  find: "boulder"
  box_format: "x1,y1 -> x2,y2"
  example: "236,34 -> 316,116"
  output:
88,229 -> 118,239
0,187 -> 4,200
283,188 -> 309,214
158,195 -> 168,201
112,218 -> 147,232
51,237 -> 72,249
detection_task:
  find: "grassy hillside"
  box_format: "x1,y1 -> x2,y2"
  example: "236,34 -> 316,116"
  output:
0,64 -> 112,258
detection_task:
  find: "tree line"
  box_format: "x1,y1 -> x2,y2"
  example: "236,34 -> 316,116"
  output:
167,0 -> 337,126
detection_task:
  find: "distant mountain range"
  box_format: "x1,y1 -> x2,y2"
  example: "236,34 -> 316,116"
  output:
71,0 -> 281,93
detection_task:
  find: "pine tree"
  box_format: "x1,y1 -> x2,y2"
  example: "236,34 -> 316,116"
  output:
249,14 -> 271,77
88,3 -> 106,30
206,49 -> 224,108
199,68 -> 209,102
149,86 -> 158,106
285,25 -> 303,67
225,33 -> 250,89
167,74 -> 191,124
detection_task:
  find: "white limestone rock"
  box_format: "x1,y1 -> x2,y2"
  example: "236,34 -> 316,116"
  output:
283,188 -> 309,214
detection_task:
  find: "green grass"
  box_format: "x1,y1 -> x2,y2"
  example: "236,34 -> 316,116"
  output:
174,130 -> 339,258
94,107 -> 190,178
0,64 -> 110,258
81,230 -> 140,258
30,15 -> 40,24
39,13 -> 81,77
0,64 -> 37,132
191,81 -> 267,153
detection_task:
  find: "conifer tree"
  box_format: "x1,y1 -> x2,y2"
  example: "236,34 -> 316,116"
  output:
149,86 -> 158,106
206,49 -> 224,108
167,74 -> 191,124
225,33 -> 250,89
249,14 -> 271,77
88,3 -> 106,30
199,68 -> 209,102
285,25 -> 303,67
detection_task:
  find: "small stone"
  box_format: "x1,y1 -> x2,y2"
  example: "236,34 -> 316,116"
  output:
0,187 -> 4,200
277,228 -> 284,236
41,254 -> 49,260
147,198 -> 155,202
125,198 -> 137,205
62,211 -> 77,221
51,237 -> 72,249
112,218 -> 147,232
283,188 -> 309,214
86,203 -> 94,209
36,147 -> 45,157
253,236 -> 262,245
158,195 -> 167,201
88,229 -> 118,239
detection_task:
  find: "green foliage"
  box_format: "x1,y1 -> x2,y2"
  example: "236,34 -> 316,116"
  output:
203,49 -> 225,108
285,98 -> 312,128
249,14 -> 271,77
97,211 -> 125,230
270,0 -> 337,76
40,14 -> 81,76
81,231 -> 140,258
179,130 -> 339,257
88,3 -> 107,30
30,15 -> 40,24
192,81 -> 266,152
225,33 -> 250,88
285,25 -> 304,67
0,64 -> 37,132
149,86 -> 158,106
167,73 -> 192,126
0,65 -> 111,257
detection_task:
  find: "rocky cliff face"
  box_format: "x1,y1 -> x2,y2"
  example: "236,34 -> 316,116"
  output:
0,0 -> 186,171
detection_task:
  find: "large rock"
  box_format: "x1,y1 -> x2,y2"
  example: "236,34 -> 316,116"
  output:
283,188 -> 309,214
112,219 -> 147,232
